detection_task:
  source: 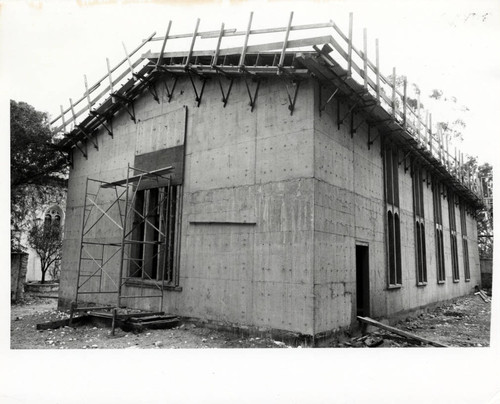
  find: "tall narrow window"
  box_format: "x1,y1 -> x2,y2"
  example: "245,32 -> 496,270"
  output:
413,165 -> 427,285
433,181 -> 445,283
384,146 -> 402,286
129,184 -> 182,285
448,190 -> 460,282
460,201 -> 471,281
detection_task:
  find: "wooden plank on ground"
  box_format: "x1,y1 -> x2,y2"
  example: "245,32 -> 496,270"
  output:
357,316 -> 448,347
36,315 -> 89,330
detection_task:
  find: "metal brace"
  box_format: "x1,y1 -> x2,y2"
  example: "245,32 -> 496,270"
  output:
102,118 -> 113,138
112,93 -> 136,123
147,81 -> 160,104
163,74 -> 178,103
75,140 -> 88,159
76,126 -> 98,150
281,77 -> 301,116
352,105 -> 377,138
338,101 -> 359,129
133,72 -> 160,104
404,155 -> 413,174
367,124 -> 381,150
319,86 -> 339,117
216,70 -> 234,108
244,76 -> 261,112
398,150 -> 411,169
187,69 -> 207,107
90,111 -> 113,138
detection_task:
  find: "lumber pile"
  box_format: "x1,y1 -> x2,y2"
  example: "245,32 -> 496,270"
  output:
474,290 -> 491,303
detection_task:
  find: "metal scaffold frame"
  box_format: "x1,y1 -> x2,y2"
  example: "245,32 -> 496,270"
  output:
70,164 -> 175,328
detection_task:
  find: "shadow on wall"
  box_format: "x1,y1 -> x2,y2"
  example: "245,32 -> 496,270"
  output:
480,258 -> 493,289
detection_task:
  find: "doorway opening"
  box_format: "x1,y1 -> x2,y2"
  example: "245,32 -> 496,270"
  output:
356,244 -> 370,317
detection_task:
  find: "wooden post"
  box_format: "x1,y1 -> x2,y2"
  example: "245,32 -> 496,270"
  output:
347,12 -> 353,76
69,98 -> 76,122
239,12 -> 254,68
122,42 -> 134,75
157,20 -> 172,67
454,147 -> 458,176
375,39 -> 380,103
106,58 -> 115,103
437,124 -> 442,162
429,113 -> 433,155
445,133 -> 450,169
424,110 -> 429,147
417,92 -> 421,144
60,105 -> 66,133
403,77 -> 407,130
278,12 -> 294,68
460,152 -> 464,182
186,18 -> 201,68
84,75 -> 92,111
363,28 -> 368,89
391,67 -> 396,117
212,22 -> 225,67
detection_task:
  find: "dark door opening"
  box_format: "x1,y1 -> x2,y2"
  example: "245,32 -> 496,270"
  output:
356,245 -> 370,317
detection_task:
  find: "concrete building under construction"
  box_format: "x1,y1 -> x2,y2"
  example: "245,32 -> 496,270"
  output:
54,13 -> 484,342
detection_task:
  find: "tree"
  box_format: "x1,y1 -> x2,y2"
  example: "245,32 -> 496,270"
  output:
10,100 -> 68,250
477,163 -> 493,258
387,78 -> 493,258
27,222 -> 62,284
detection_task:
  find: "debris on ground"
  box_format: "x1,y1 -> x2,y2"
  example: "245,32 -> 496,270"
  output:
11,293 -> 490,349
336,294 -> 491,348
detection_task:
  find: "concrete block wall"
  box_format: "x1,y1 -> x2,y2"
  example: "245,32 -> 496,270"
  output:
60,75 -> 317,334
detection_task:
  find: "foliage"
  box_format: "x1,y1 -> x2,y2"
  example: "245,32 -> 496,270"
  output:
10,100 -> 68,250
27,222 -> 62,284
462,157 -> 493,258
477,163 -> 493,259
385,78 -> 493,258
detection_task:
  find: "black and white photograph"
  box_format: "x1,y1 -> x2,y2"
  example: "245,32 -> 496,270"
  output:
2,0 -> 499,402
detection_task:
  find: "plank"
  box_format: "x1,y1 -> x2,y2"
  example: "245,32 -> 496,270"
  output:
54,58 -> 145,132
357,316 -> 448,347
146,35 -> 335,60
50,31 -> 156,125
150,21 -> 333,41
36,315 -> 89,330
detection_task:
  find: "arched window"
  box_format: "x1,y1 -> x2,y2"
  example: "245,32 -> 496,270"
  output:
42,206 -> 64,229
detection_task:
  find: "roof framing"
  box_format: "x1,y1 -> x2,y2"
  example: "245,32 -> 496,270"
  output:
52,12 -> 484,210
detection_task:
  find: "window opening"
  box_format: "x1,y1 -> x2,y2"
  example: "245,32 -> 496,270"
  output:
433,181 -> 446,283
460,201 -> 470,281
412,165 -> 427,284
384,146 -> 402,286
448,190 -> 460,282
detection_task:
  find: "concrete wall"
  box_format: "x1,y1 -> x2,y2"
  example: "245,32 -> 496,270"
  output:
312,92 -> 386,334
59,72 -> 481,336
311,86 -> 481,334
60,75 -> 316,334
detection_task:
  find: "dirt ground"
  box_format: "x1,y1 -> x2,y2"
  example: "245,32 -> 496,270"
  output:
10,293 -> 491,349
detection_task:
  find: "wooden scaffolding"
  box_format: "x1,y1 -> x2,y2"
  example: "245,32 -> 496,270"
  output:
52,11 -> 484,211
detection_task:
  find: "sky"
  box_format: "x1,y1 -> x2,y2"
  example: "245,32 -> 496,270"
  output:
1,1 -> 500,401
1,0 -> 500,165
